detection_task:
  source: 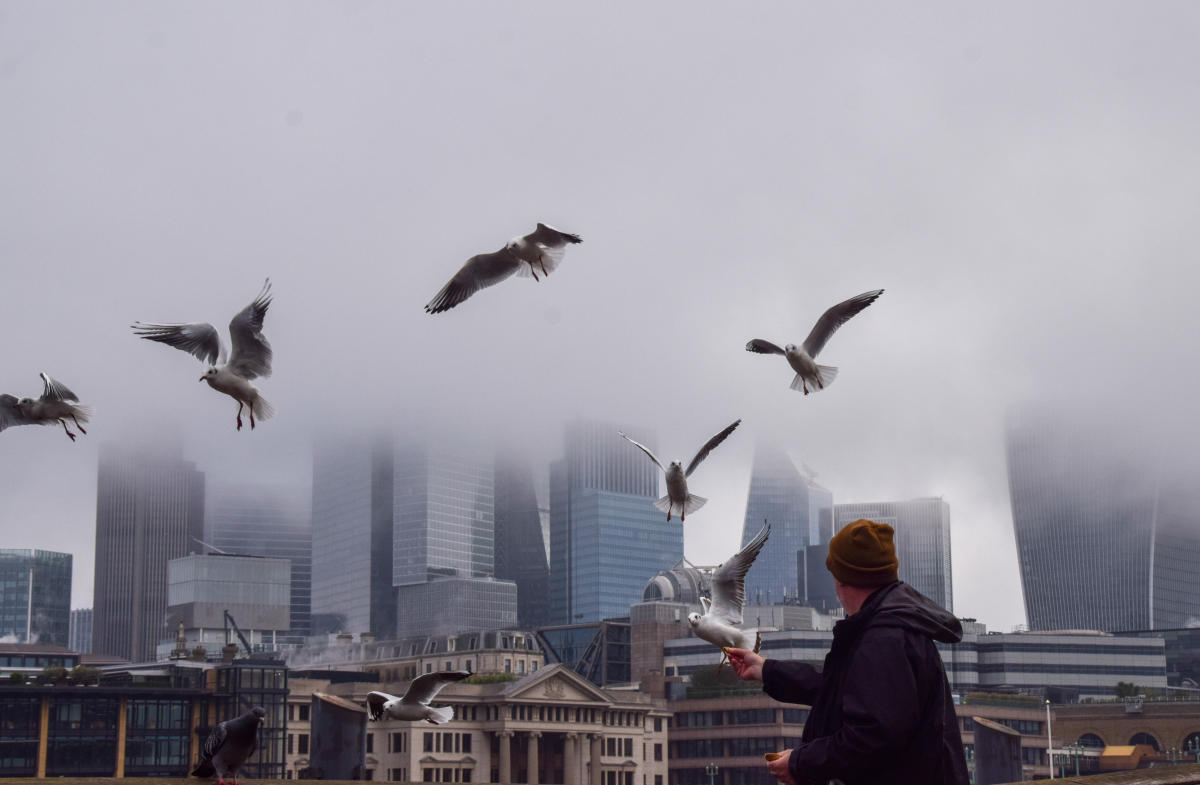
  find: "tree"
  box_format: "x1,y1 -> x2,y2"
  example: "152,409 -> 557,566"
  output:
41,665 -> 69,685
1115,681 -> 1142,698
69,665 -> 101,685
7,672 -> 28,685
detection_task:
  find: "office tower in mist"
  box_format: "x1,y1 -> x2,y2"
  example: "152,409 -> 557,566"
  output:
69,608 -> 93,653
1006,402 -> 1200,631
0,549 -> 72,646
93,444 -> 204,661
494,450 -> 551,627
740,444 -> 832,605
205,482 -> 313,639
549,420 -> 681,625
834,498 -> 954,612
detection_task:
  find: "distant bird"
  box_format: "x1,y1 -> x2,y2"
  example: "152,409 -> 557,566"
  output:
192,705 -> 265,785
619,419 -> 741,522
366,671 -> 471,724
425,223 -> 582,314
133,280 -> 275,430
0,373 -> 92,441
689,520 -> 771,668
746,289 -> 883,395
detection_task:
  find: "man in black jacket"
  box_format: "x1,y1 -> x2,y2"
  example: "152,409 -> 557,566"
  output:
727,518 -> 969,785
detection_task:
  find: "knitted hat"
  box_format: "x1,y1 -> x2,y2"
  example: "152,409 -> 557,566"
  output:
825,518 -> 899,587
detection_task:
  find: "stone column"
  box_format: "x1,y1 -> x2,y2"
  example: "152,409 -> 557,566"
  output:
499,731 -> 514,784
565,733 -> 578,785
528,732 -> 541,785
589,734 -> 603,785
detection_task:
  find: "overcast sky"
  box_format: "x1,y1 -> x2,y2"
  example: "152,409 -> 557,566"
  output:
3,2 -> 1199,631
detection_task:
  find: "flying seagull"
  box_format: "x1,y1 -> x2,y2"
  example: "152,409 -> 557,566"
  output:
133,280 -> 275,430
1,373 -> 92,441
745,289 -> 883,395
688,520 -> 771,668
425,223 -> 582,314
619,419 -> 741,522
192,705 -> 265,785
366,670 -> 471,724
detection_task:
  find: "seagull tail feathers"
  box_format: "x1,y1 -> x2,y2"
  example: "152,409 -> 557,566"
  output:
816,365 -> 838,389
427,705 -> 454,725
252,395 -> 276,422
70,404 -> 94,424
683,494 -> 707,516
652,496 -> 673,515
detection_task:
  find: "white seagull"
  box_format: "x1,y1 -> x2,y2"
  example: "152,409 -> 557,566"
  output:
619,419 -> 741,522
367,671 -> 471,724
1,373 -> 92,442
425,223 -> 582,314
746,289 -> 883,395
132,279 -> 275,431
689,520 -> 771,667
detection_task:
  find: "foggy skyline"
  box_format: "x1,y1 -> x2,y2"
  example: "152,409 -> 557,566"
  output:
4,2 -> 1200,633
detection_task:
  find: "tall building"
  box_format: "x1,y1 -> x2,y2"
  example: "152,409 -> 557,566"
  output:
739,444 -> 832,606
69,608 -> 92,654
93,444 -> 204,661
494,450 -> 551,627
205,482 -> 312,639
1006,403 -> 1200,631
833,498 -> 954,612
549,420 -> 681,625
0,549 -> 72,646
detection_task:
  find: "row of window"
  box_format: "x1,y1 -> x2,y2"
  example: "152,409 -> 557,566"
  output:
674,709 -> 803,728
425,731 -> 472,754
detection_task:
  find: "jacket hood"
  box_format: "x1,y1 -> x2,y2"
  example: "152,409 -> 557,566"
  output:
859,581 -> 963,643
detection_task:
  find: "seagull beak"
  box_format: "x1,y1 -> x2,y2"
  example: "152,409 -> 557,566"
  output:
199,376 -> 207,382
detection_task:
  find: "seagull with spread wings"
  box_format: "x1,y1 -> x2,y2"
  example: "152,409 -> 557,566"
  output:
366,671 -> 471,725
425,223 -> 581,314
1,373 -> 92,442
133,280 -> 275,430
619,419 -> 741,522
689,520 -> 771,668
745,289 -> 883,395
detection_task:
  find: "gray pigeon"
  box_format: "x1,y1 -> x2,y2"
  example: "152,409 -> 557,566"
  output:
1,373 -> 92,441
366,671 -> 471,724
192,706 -> 265,785
425,224 -> 582,314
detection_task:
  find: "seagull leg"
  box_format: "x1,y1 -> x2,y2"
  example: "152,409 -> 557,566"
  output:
59,420 -> 77,442
529,263 -> 540,282
540,258 -> 549,277
71,414 -> 87,435
717,650 -> 728,675
250,405 -> 257,430
236,401 -> 244,431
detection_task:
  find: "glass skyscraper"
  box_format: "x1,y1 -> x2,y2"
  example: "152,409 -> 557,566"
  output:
0,549 -> 72,646
833,498 -> 954,612
205,482 -> 312,640
1006,403 -> 1200,631
549,420 -> 682,625
69,608 -> 93,653
494,450 -> 551,627
93,443 -> 204,661
739,444 -> 832,606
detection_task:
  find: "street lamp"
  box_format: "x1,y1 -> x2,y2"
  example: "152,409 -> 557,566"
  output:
705,762 -> 719,785
1045,700 -> 1054,780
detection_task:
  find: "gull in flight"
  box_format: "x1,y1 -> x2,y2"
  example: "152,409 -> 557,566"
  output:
745,289 -> 883,395
619,419 -> 741,522
425,223 -> 582,314
689,520 -> 771,669
366,671 -> 472,724
1,373 -> 92,441
133,279 -> 275,431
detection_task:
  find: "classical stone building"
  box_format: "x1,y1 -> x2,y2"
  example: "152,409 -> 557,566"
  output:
286,663 -> 670,784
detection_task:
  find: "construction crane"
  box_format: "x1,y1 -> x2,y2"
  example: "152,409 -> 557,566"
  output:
223,609 -> 254,657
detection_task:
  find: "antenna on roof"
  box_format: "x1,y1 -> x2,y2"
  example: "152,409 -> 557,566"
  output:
192,538 -> 229,555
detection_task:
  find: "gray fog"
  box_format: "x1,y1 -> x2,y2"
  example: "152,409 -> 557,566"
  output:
3,2 -> 1199,631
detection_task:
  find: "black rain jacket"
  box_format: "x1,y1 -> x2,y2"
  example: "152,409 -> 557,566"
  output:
761,581 -> 969,785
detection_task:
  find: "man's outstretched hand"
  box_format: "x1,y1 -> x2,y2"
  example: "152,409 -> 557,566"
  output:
725,647 -> 764,681
766,749 -> 795,785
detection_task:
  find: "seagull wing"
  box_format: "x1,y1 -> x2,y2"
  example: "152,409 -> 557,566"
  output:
710,521 -> 771,625
685,419 -> 741,478
801,289 -> 884,359
132,321 -> 225,366
618,432 -> 664,472
366,691 -> 398,721
745,339 -> 786,355
425,249 -> 523,313
227,279 -> 274,380
39,373 -> 79,403
400,671 -> 471,706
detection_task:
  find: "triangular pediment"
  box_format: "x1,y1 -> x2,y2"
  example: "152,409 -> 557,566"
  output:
503,664 -> 613,704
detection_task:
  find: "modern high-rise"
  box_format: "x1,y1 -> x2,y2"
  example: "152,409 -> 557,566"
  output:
549,420 -> 681,625
69,608 -> 93,654
833,498 -> 954,612
0,549 -> 72,646
205,482 -> 312,640
1006,403 -> 1200,631
494,450 -> 551,627
93,444 -> 204,661
739,444 -> 832,606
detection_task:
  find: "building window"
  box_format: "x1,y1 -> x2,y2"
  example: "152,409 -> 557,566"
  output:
424,769 -> 434,782
288,734 -> 294,755
465,660 -> 472,672
367,734 -> 374,753
505,659 -> 512,673
463,770 -> 472,783
298,705 -> 310,721
462,734 -> 472,753
654,743 -> 662,761
298,734 -> 309,755
425,732 -> 434,752
519,660 -> 525,674
654,718 -> 662,733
